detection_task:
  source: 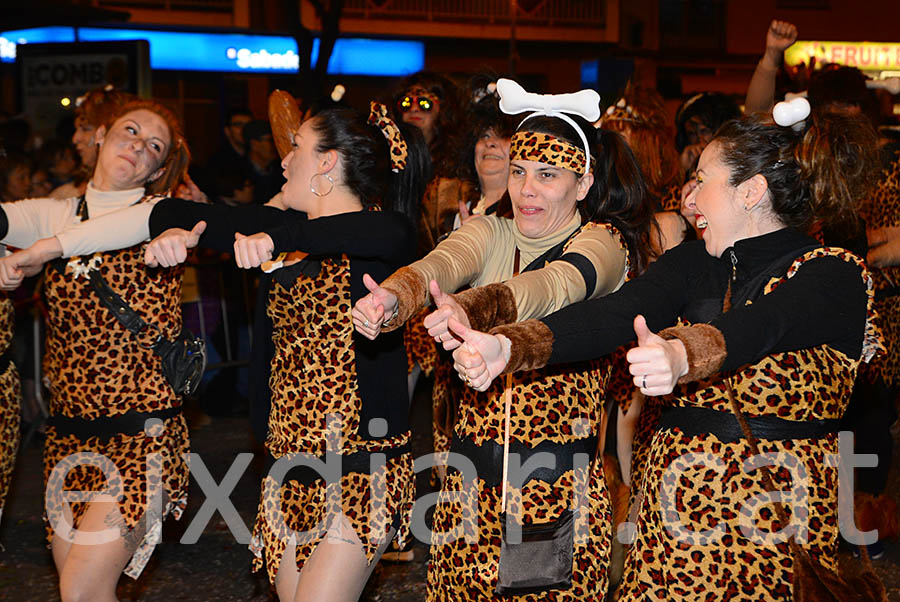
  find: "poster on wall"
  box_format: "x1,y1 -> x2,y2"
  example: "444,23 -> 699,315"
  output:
16,40 -> 150,139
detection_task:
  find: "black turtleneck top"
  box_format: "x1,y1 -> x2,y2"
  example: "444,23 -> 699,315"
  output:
542,228 -> 868,371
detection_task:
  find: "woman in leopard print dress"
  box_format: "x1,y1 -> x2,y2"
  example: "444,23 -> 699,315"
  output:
0,99 -> 190,601
354,82 -> 655,601
84,101 -> 429,601
453,108 -> 882,600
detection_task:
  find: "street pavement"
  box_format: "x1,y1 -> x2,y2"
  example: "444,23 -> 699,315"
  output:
1,377 -> 899,601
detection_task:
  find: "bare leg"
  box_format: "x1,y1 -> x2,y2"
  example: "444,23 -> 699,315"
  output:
53,495 -> 148,602
275,513 -> 395,602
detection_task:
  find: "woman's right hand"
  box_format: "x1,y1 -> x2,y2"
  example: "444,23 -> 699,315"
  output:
351,273 -> 399,340
0,253 -> 25,291
423,279 -> 470,350
145,221 -> 206,267
449,318 -> 510,392
764,20 -> 798,63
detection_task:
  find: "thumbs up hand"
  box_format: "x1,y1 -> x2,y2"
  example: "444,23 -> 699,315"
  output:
625,315 -> 688,396
423,280 -> 469,350
351,273 -> 399,340
145,221 -> 206,267
449,318 -> 510,391
233,231 -> 275,269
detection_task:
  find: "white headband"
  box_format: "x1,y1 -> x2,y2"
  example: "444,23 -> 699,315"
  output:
496,78 -> 601,176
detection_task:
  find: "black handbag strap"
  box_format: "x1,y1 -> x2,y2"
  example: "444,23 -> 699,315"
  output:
63,193 -> 165,347
87,270 -> 157,345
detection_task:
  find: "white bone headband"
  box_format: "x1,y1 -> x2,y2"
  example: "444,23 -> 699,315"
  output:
497,78 -> 601,176
773,97 -> 810,131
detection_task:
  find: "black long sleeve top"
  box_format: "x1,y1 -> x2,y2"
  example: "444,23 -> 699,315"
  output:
149,198 -> 417,441
540,228 -> 868,371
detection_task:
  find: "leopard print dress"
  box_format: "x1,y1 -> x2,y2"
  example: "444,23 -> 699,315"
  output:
427,225 -> 629,602
618,248 -> 881,601
250,255 -> 414,583
41,238 -> 189,579
0,295 -> 20,528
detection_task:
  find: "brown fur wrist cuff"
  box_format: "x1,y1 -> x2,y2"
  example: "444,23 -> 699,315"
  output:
659,323 -> 727,383
454,283 -> 518,332
379,266 -> 428,332
491,319 -> 554,373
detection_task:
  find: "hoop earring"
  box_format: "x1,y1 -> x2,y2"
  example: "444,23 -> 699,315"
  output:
310,173 -> 334,197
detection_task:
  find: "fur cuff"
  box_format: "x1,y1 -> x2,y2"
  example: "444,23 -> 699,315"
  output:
380,266 -> 428,332
454,283 -> 518,332
659,323 -> 727,383
491,319 -> 554,373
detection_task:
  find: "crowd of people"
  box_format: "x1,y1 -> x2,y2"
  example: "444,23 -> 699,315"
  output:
0,18 -> 898,602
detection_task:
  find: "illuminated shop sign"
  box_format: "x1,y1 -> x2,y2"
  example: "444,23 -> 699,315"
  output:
785,41 -> 900,71
0,27 -> 424,76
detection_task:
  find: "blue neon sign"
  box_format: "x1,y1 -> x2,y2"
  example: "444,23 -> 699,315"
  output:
0,26 -> 423,76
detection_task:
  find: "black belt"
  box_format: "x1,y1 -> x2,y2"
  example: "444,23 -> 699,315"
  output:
48,405 -> 182,443
659,406 -> 841,443
449,435 -> 598,487
264,441 -> 412,487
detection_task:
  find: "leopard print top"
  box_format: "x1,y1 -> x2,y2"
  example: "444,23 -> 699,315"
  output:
266,254 -> 409,457
43,237 -> 183,418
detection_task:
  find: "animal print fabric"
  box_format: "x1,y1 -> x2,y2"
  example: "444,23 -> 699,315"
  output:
0,297 -> 19,527
41,229 -> 188,579
618,248 -> 880,601
250,254 -> 413,583
857,155 -> 900,386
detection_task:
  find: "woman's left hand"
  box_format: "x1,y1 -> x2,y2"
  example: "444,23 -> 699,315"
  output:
423,280 -> 470,350
233,232 -> 274,269
145,222 -> 206,267
625,314 -> 688,396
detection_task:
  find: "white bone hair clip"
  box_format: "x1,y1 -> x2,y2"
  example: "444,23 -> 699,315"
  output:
496,78 -> 601,122
773,97 -> 810,131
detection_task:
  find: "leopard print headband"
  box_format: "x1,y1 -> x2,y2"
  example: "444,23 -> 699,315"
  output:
509,131 -> 594,174
368,101 -> 408,172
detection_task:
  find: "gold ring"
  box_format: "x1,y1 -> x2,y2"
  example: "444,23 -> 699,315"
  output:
464,374 -> 471,386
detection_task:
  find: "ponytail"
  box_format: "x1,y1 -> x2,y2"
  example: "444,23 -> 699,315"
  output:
591,128 -> 654,275
310,105 -> 430,226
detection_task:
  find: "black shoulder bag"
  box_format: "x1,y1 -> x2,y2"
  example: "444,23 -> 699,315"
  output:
88,270 -> 207,396
65,195 -> 207,396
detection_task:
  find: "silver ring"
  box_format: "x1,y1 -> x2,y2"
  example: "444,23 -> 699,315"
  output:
364,319 -> 370,328
641,375 -> 647,389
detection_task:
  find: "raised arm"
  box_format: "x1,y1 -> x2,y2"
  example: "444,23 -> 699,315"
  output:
745,20 -> 798,114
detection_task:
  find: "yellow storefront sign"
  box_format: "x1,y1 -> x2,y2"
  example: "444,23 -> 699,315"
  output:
785,41 -> 900,71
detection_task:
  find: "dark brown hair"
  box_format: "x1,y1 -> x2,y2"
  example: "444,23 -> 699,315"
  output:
104,99 -> 191,195
520,115 -> 655,275
714,111 -> 878,235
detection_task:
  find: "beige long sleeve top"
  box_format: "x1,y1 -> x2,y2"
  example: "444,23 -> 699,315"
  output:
0,182 -> 157,256
396,211 -> 627,322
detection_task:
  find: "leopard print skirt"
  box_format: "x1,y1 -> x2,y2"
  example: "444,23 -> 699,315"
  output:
619,428 -> 840,601
0,362 -> 20,527
43,413 -> 189,579
427,461 -> 611,601
250,452 -> 414,584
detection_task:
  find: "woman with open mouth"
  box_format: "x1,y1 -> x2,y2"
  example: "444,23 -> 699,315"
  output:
352,78 -> 655,601
450,102 -> 883,600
